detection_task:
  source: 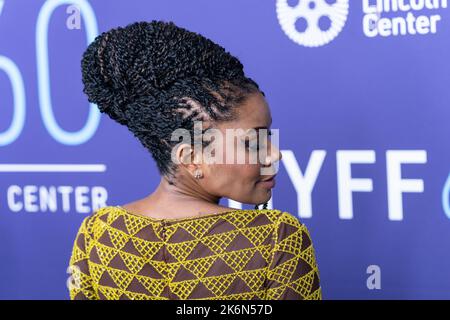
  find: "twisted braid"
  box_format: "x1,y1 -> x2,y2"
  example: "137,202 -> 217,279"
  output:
81,20 -> 263,184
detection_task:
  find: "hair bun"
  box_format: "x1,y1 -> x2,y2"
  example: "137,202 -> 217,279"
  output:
81,20 -> 244,126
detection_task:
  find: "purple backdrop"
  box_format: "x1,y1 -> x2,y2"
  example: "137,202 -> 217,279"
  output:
0,0 -> 449,299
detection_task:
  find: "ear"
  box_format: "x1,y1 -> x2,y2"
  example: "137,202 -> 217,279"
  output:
176,143 -> 193,165
175,143 -> 202,172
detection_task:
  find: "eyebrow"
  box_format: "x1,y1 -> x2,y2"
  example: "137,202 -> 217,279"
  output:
244,126 -> 272,139
250,115 -> 272,131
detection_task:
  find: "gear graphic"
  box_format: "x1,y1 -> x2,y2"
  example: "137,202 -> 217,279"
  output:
276,0 -> 349,47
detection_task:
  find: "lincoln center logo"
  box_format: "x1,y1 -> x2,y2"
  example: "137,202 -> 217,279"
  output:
276,0 -> 349,47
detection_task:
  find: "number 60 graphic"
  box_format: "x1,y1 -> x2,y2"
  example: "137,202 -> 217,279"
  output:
0,0 -> 99,146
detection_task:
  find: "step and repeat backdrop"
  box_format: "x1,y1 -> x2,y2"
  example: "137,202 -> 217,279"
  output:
0,0 -> 449,299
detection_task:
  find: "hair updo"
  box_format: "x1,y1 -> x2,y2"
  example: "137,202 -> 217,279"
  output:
81,20 -> 263,185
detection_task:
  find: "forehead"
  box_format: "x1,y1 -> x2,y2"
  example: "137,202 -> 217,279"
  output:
220,92 -> 272,130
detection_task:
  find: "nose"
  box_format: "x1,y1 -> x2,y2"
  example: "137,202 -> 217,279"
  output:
264,140 -> 282,165
272,143 -> 282,163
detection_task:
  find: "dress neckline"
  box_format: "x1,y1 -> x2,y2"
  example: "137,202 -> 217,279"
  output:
115,205 -> 259,223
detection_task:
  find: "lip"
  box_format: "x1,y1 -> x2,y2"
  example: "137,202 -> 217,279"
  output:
257,176 -> 276,188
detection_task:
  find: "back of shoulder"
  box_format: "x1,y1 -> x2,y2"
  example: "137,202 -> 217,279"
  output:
266,209 -> 313,246
276,210 -> 304,228
253,209 -> 306,235
256,209 -> 304,227
76,205 -> 115,236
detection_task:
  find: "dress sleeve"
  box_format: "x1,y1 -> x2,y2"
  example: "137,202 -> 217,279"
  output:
265,211 -> 322,300
67,215 -> 98,300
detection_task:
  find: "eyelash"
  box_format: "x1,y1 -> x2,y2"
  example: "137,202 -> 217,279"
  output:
245,129 -> 272,151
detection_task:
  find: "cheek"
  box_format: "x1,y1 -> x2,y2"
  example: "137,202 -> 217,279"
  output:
223,145 -> 261,180
209,162 -> 261,186
204,163 -> 268,204
238,163 -> 262,181
205,138 -> 262,190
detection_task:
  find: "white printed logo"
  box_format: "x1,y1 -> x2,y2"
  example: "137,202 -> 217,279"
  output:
276,0 -> 349,47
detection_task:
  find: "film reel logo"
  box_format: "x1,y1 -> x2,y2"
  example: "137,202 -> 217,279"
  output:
276,0 -> 349,47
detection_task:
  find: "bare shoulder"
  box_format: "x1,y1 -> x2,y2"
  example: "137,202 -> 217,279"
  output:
120,199 -> 145,212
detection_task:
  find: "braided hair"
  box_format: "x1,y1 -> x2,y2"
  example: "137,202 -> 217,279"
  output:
81,20 -> 263,185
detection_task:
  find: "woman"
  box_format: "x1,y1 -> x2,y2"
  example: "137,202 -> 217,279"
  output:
68,20 -> 321,300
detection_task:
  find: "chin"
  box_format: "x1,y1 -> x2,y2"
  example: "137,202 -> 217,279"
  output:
254,189 -> 272,202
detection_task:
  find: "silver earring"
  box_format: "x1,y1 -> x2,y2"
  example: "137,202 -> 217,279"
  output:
194,169 -> 202,179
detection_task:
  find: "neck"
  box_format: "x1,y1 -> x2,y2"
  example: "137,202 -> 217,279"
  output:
139,175 -> 228,217
153,175 -> 221,205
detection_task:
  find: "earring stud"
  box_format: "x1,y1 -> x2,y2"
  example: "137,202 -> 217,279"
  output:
194,169 -> 202,179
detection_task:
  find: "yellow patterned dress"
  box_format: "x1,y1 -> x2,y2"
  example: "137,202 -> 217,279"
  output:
68,205 -> 322,300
